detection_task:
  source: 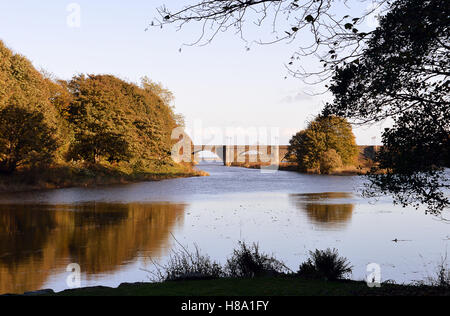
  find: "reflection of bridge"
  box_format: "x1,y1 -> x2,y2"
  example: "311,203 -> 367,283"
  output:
192,145 -> 289,166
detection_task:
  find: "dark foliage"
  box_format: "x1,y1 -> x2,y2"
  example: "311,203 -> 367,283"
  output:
151,244 -> 223,282
224,242 -> 289,278
298,248 -> 352,281
0,107 -> 59,173
68,131 -> 131,164
324,0 -> 450,213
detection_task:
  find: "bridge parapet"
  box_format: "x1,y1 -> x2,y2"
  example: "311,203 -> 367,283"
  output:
192,145 -> 290,166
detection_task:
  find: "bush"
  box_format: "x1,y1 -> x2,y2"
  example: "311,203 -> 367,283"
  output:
224,242 -> 289,278
298,248 -> 352,281
151,244 -> 223,282
319,149 -> 343,174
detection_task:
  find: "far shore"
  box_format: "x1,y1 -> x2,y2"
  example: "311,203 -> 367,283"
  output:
228,162 -> 371,176
0,163 -> 208,194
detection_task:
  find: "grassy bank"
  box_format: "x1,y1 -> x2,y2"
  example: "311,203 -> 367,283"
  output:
0,162 -> 208,193
229,162 -> 370,176
43,277 -> 450,296
43,244 -> 449,297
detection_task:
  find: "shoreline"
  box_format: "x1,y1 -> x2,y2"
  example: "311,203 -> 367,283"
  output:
16,276 -> 450,296
0,164 -> 208,193
228,162 -> 370,176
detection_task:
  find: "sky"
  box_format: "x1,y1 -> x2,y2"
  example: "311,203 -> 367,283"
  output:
0,0 -> 387,145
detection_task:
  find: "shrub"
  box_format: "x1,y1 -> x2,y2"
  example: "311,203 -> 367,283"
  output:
298,248 -> 352,281
224,242 -> 289,278
319,149 -> 343,174
151,244 -> 223,282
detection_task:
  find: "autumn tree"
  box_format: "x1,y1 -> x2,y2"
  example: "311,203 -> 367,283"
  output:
320,149 -> 343,175
0,107 -> 59,173
141,77 -> 185,127
65,75 -> 179,167
288,116 -> 358,173
0,41 -> 63,171
0,40 -> 184,176
0,41 -> 62,126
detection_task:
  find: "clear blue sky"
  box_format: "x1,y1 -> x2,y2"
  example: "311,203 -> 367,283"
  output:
0,0 -> 386,145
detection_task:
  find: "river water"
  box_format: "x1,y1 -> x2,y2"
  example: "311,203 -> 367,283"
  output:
0,163 -> 448,294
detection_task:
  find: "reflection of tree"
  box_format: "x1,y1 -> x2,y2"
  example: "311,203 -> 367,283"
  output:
289,193 -> 354,229
302,204 -> 354,225
0,203 -> 186,294
293,192 -> 352,201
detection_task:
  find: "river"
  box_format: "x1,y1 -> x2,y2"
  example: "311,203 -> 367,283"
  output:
0,163 -> 448,294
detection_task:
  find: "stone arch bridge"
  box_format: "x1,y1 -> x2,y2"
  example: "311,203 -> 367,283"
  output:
192,145 -> 290,166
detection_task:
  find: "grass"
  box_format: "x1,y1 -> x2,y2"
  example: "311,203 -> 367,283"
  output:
0,162 -> 208,193
46,276 -> 450,296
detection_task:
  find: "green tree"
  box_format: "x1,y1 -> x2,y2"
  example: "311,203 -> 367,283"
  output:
0,107 -> 59,173
323,0 -> 449,213
288,116 -> 358,173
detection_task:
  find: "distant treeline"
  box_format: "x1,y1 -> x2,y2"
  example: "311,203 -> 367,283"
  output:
0,40 -> 185,177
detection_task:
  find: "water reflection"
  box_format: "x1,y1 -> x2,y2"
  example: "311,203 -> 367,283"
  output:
289,192 -> 354,229
0,203 -> 186,294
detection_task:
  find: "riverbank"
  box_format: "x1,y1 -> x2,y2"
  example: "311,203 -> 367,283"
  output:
34,277 -> 450,296
229,162 -> 370,176
0,162 -> 208,193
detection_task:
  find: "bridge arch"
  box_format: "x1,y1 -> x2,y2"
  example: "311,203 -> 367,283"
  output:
191,145 -> 289,166
193,150 -> 224,163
